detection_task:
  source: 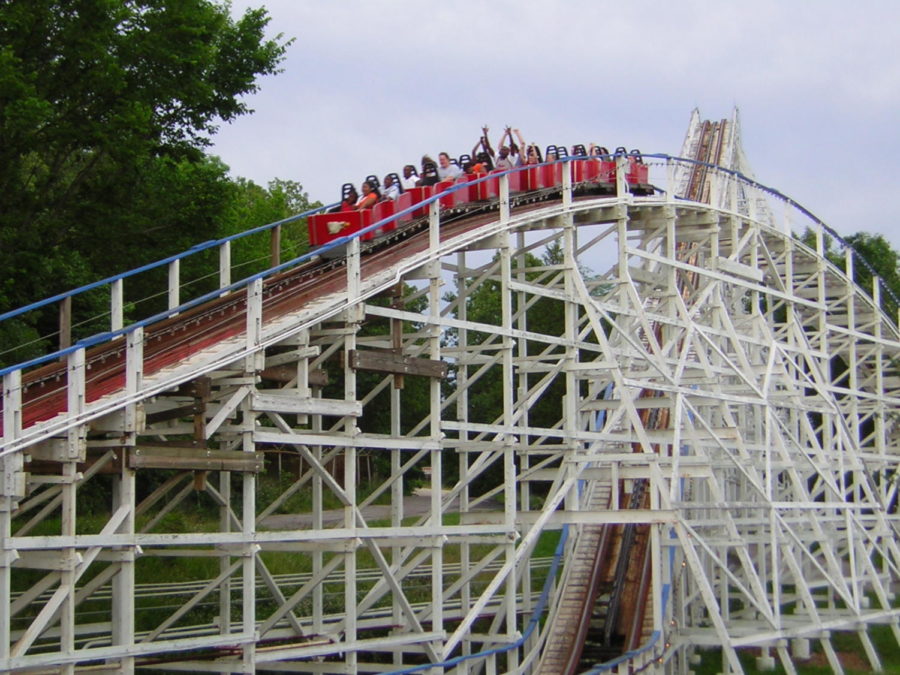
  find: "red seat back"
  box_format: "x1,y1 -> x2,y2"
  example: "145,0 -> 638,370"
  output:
467,172 -> 497,201
435,178 -> 468,209
625,159 -> 649,185
395,191 -> 414,223
573,158 -> 598,182
367,200 -> 396,240
406,186 -> 433,218
506,167 -> 526,193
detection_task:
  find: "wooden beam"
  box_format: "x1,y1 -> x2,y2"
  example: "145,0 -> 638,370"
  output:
348,349 -> 447,379
259,365 -> 328,386
127,446 -> 263,473
144,402 -> 205,426
252,392 -> 361,417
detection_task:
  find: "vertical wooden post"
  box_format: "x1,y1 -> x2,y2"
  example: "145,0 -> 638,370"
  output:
455,249 -> 472,662
110,279 -> 123,333
343,275 -> 358,673
270,224 -> 282,269
112,327 -> 141,673
59,296 -> 72,351
616,154 -> 628,198
391,282 -> 404,389
428,226 -> 443,662
1,370 -> 23,667
168,259 -> 180,312
428,199 -> 440,256
219,240 -> 232,290
242,279 -> 263,672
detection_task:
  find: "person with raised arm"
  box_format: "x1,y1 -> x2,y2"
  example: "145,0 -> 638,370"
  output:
472,126 -> 492,161
505,126 -> 523,167
515,128 -> 543,165
488,125 -> 515,171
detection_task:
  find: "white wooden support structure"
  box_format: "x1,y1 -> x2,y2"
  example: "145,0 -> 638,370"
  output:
1,130 -> 900,675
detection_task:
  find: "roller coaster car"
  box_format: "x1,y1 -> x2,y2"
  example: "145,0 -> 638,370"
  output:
619,147 -> 654,195
572,156 -> 616,189
308,184 -> 432,252
308,209 -> 373,248
308,149 -> 655,252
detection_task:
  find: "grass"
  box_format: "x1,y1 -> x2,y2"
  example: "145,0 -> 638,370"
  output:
7,473 -> 595,659
692,625 -> 900,675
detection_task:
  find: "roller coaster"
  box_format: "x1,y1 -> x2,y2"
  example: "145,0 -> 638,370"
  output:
1,108 -> 899,674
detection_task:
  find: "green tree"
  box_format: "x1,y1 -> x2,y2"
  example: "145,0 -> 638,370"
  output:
797,228 -> 900,314
444,245 -> 572,492
222,177 -> 317,277
842,232 -> 900,309
0,0 -> 291,355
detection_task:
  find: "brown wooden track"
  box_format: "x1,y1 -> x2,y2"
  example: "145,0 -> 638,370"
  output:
8,193 -> 553,433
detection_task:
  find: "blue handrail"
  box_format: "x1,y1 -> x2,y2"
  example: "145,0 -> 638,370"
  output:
0,204 -> 332,325
382,524 -> 570,675
0,168 -> 530,376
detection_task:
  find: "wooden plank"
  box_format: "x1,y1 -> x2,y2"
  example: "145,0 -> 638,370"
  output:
628,266 -> 667,287
349,349 -> 447,378
252,392 -> 361,417
171,377 -> 212,399
259,365 -> 328,386
715,256 -> 765,282
27,459 -> 122,476
13,550 -> 82,571
144,402 -> 204,425
127,446 -> 263,473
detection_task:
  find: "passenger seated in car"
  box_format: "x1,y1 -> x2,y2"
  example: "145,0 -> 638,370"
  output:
507,139 -> 522,167
354,180 -> 380,210
482,126 -> 515,170
417,161 -> 440,187
471,152 -> 491,174
471,127 -> 499,168
381,174 -> 400,201
524,143 -> 542,165
400,165 -> 418,190
328,185 -> 358,212
437,152 -> 463,181
494,125 -> 521,171
514,129 -> 543,166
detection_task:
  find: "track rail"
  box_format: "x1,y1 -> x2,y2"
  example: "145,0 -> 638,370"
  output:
7,179 -> 626,436
541,118 -> 734,673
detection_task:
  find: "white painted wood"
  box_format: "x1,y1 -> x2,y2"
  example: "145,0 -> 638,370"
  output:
3,147 -> 900,675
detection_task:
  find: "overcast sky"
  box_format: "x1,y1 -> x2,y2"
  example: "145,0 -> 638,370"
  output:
210,1 -> 900,250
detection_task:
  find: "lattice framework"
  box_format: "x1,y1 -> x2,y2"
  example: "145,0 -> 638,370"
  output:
1,163 -> 899,674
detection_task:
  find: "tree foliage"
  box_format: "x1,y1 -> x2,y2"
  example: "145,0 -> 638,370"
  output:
842,232 -> 900,306
443,245 -> 572,492
798,228 -> 900,313
0,1 -> 299,362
